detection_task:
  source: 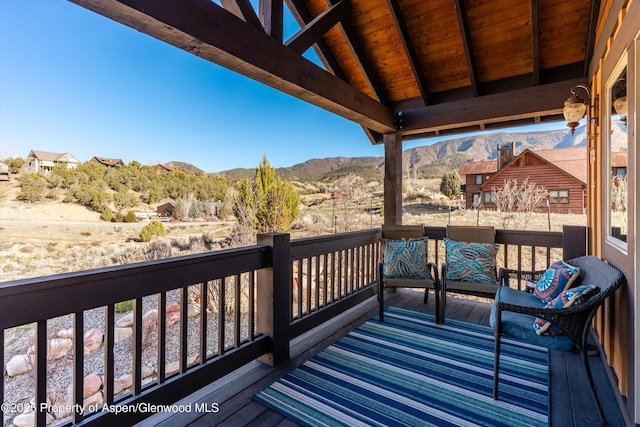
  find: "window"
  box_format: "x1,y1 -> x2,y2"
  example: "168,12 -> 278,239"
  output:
475,174 -> 483,185
548,190 -> 569,204
483,191 -> 495,203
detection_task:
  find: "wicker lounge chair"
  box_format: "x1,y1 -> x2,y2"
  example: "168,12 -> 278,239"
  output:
492,255 -> 625,423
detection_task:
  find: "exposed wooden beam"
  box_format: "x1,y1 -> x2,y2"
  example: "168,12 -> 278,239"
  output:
285,0 -> 350,55
220,0 -> 263,31
453,0 -> 479,97
69,0 -> 395,133
285,0 -> 348,80
385,0 -> 430,106
531,0 -> 540,85
260,0 -> 283,42
326,0 -> 388,103
584,0 -> 601,76
398,77 -> 588,135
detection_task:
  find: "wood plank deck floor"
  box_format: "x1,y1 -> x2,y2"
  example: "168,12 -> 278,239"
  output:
138,289 -> 628,427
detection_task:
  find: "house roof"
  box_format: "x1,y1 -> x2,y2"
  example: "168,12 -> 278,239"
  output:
611,151 -> 627,168
480,146 -> 587,189
532,146 -> 588,183
91,156 -> 124,167
457,160 -> 497,179
28,150 -> 81,164
72,0 -> 600,143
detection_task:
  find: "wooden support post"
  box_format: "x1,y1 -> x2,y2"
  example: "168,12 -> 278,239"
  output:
563,225 -> 588,260
260,0 -> 283,42
257,233 -> 291,365
384,133 -> 403,225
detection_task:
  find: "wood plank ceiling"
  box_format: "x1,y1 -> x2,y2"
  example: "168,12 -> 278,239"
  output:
69,0 -> 598,143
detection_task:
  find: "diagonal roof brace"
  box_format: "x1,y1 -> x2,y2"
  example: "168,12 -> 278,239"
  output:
285,0 -> 351,54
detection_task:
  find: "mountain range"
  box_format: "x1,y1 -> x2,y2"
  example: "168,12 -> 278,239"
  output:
217,127 -> 589,182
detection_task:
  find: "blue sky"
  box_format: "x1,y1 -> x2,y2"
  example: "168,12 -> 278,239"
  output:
0,1 -> 570,173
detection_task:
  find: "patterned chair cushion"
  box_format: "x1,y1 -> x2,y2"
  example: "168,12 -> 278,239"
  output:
533,284 -> 598,335
381,237 -> 430,279
534,260 -> 581,303
444,238 -> 499,284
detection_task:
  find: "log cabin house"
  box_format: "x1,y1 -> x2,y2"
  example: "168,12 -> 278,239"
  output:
459,145 -> 588,214
2,0 -> 639,425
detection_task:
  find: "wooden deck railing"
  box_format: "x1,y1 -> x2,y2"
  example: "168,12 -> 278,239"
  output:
0,225 -> 584,426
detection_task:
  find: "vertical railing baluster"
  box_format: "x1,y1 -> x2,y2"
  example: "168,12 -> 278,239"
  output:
73,312 -> 84,423
0,330 -> 3,416
35,320 -> 47,427
218,278 -> 225,355
249,272 -> 255,340
158,292 -> 167,382
180,287 -> 188,373
199,282 -> 208,364
315,255 -> 320,311
104,305 -> 115,404
306,257 -> 311,314
532,246 -> 537,272
297,259 -> 303,318
235,274 -> 241,347
338,250 -> 343,299
133,297 -> 143,395
323,254 -> 328,307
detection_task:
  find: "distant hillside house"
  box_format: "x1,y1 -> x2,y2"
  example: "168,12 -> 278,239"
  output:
458,145 -> 588,214
91,156 -> 125,168
0,161 -> 9,181
157,202 -> 176,218
152,164 -> 174,174
26,150 -> 81,172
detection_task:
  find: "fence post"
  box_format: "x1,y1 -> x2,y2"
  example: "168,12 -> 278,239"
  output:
257,233 -> 291,366
562,225 -> 588,259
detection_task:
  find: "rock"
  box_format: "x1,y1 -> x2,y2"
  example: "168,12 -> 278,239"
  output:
187,303 -> 200,317
166,360 -> 179,374
83,390 -> 103,410
116,312 -> 134,327
141,365 -> 155,379
114,327 -> 132,343
83,373 -> 102,398
58,328 -> 74,339
6,354 -> 33,377
12,412 -> 34,427
83,329 -> 103,354
166,302 -> 180,313
48,338 -> 73,360
142,309 -> 158,334
113,374 -> 133,396
166,311 -> 180,327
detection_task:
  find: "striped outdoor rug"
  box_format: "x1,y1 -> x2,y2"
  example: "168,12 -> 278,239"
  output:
254,307 -> 549,427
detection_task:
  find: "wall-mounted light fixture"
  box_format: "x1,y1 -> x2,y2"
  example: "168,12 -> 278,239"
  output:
563,83 -> 598,163
612,76 -> 627,125
563,84 -> 597,136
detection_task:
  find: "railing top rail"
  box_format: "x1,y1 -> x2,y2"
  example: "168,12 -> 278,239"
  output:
0,245 -> 271,330
290,228 -> 381,260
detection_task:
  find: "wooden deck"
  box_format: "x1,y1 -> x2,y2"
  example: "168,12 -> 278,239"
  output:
138,289 -> 628,427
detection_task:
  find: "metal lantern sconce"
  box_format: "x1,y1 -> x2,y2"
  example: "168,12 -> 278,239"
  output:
563,84 -> 596,136
613,76 -> 627,125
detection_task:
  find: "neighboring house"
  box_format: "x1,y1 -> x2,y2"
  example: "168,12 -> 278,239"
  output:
0,161 -> 9,181
152,163 -> 174,174
91,156 -> 125,168
157,202 -> 176,218
25,150 -> 81,172
458,146 -> 588,214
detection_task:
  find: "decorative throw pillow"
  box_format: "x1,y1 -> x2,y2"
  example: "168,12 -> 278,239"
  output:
444,238 -> 499,284
381,237 -> 430,279
533,284 -> 598,335
534,261 -> 581,303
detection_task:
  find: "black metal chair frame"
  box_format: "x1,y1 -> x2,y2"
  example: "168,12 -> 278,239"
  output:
493,255 -> 625,423
378,225 -> 442,323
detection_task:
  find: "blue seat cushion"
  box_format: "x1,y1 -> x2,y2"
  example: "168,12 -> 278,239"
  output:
490,286 -> 575,351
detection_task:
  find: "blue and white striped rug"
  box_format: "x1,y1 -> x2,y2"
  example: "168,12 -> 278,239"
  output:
254,307 -> 549,426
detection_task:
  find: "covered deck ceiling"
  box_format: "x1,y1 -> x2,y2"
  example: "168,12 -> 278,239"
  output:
69,0 -> 596,142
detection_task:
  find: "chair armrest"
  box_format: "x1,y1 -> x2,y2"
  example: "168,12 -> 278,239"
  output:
498,267 -> 546,286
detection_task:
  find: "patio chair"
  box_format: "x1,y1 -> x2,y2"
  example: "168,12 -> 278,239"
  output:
491,255 -> 625,423
378,225 -> 441,323
440,225 -> 500,320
